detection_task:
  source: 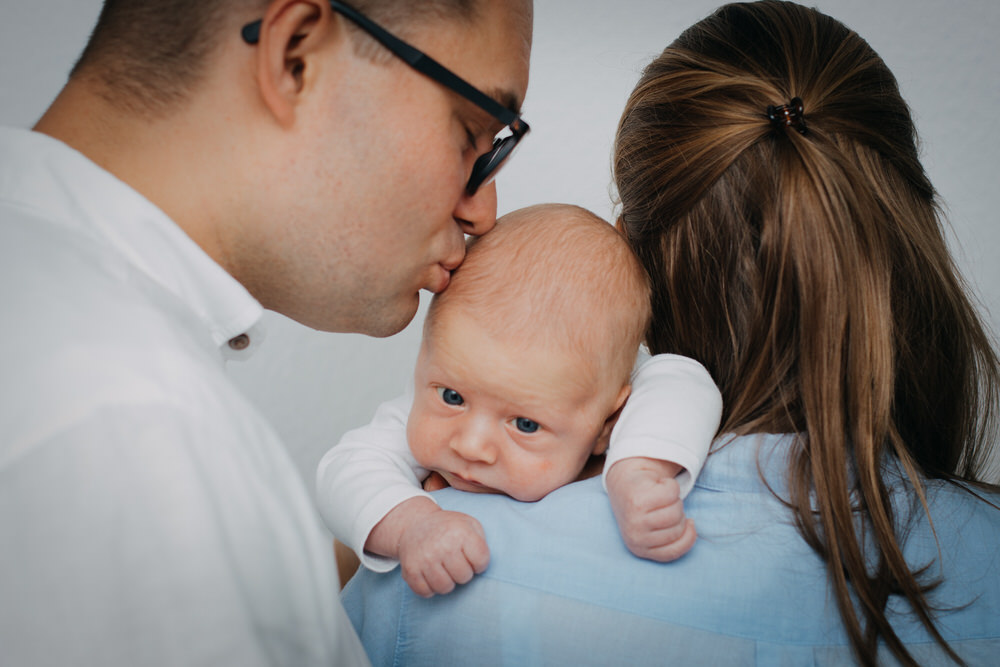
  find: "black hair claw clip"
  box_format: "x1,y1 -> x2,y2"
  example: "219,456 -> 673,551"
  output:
766,97 -> 807,135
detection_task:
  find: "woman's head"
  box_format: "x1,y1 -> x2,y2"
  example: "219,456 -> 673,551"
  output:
614,2 -> 999,663
614,0 -> 996,476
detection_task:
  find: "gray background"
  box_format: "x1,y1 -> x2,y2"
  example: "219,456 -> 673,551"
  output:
3,0 -> 998,499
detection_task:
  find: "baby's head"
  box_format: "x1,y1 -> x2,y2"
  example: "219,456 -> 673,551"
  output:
407,203 -> 651,501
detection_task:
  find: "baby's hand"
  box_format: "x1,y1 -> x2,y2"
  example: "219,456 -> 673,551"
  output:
397,507 -> 490,597
605,457 -> 696,562
367,495 -> 489,597
365,497 -> 490,598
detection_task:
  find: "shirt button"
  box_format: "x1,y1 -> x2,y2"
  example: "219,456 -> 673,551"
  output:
228,333 -> 250,351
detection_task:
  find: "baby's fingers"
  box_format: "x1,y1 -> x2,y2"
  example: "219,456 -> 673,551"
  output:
615,493 -> 685,542
401,563 -> 439,598
630,518 -> 697,563
439,553 -> 477,591
407,547 -> 489,598
639,476 -> 682,511
440,533 -> 490,585
415,561 -> 460,598
463,532 -> 491,575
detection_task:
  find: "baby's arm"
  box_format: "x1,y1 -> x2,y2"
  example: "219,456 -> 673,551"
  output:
316,393 -> 488,596
604,352 -> 722,561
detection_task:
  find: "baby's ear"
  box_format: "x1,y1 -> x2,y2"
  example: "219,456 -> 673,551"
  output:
593,384 -> 631,455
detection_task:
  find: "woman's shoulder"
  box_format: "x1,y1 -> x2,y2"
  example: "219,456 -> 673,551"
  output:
891,465 -> 1000,538
914,478 -> 1000,563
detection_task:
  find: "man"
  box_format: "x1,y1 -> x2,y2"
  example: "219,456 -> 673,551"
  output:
0,0 -> 531,664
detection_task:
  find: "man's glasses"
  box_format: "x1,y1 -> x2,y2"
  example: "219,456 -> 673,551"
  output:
242,0 -> 529,195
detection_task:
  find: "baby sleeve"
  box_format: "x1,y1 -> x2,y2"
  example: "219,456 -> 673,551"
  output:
602,351 -> 722,498
316,391 -> 432,573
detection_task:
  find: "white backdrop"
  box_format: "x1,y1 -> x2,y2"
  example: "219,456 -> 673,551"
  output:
3,0 -> 998,506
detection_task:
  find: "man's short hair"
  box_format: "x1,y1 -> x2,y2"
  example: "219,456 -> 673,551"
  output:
72,0 -> 479,114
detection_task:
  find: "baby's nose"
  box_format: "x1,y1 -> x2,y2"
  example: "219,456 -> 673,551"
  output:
451,422 -> 498,465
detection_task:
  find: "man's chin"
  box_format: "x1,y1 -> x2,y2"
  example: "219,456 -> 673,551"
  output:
354,297 -> 421,338
270,295 -> 418,336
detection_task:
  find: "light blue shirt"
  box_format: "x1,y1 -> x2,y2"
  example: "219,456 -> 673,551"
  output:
342,433 -> 1000,665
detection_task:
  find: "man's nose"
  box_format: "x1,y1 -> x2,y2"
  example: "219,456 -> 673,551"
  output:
452,180 -> 497,237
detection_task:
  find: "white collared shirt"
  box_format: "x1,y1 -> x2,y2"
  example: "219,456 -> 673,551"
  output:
0,127 -> 369,666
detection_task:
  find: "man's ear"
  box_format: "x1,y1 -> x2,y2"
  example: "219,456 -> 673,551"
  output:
253,0 -> 333,126
593,384 -> 631,456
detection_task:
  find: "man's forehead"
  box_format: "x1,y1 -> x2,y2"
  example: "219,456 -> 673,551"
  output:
455,0 -> 532,112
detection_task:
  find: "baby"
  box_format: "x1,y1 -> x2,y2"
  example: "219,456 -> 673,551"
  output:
317,204 -> 722,597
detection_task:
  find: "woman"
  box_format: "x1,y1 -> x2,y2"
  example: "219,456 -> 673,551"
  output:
340,3 -> 1000,665
614,2 -> 999,664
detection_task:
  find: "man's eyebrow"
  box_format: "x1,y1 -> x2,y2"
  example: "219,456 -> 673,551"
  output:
486,87 -> 523,115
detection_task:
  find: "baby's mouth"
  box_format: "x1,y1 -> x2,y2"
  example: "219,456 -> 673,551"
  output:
445,471 -> 499,495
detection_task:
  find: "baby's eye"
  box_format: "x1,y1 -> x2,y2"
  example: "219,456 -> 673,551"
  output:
514,417 -> 540,434
436,386 -> 464,406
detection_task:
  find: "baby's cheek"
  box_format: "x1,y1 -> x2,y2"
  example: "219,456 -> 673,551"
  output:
519,456 -> 552,478
406,416 -> 437,466
512,458 -> 559,499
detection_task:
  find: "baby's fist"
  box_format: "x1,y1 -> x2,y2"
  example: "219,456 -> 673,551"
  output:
606,457 -> 696,562
398,509 -> 490,597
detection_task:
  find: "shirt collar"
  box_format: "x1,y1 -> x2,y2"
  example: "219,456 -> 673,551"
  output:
0,127 -> 264,354
697,433 -> 799,495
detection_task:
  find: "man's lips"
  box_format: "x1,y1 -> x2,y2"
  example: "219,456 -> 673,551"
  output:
427,265 -> 452,294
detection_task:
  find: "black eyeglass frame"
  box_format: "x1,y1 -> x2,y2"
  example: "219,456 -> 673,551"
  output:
241,0 -> 529,194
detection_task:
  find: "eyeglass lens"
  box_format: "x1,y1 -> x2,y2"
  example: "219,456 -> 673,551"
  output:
467,132 -> 522,194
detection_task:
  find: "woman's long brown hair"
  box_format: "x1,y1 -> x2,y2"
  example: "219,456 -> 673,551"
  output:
613,2 -> 1000,665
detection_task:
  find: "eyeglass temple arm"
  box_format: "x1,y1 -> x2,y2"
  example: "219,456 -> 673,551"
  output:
241,1 -> 527,132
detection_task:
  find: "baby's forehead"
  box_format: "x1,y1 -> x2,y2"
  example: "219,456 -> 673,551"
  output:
425,309 -> 617,408
429,297 -> 631,381
430,280 -> 631,342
